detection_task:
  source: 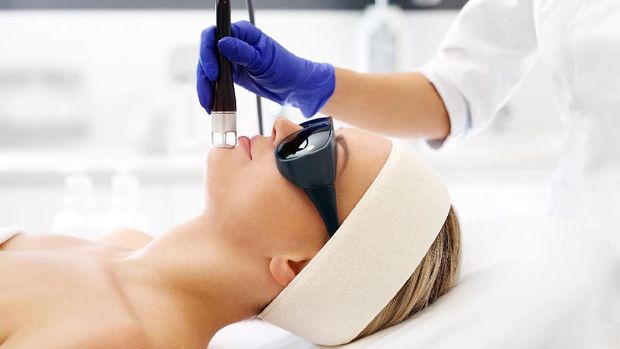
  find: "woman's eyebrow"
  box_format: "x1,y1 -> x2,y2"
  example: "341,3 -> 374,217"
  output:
335,134 -> 349,173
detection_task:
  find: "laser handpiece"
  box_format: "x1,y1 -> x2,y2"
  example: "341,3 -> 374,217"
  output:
212,0 -> 237,148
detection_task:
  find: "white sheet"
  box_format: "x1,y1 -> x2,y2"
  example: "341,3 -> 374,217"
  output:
209,215 -> 620,349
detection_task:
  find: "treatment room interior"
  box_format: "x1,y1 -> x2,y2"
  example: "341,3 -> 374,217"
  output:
0,0 -> 618,348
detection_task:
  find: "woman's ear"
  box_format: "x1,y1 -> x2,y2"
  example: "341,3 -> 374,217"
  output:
269,256 -> 311,287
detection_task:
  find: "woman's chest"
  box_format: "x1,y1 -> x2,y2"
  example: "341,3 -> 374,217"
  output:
0,253 -> 135,347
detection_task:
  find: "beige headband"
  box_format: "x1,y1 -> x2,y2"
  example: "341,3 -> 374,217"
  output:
258,141 -> 451,346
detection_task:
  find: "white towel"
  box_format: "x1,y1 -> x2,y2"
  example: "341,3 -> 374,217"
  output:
0,227 -> 24,246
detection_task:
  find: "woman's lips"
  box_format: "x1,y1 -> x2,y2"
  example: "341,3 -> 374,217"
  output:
238,136 -> 252,159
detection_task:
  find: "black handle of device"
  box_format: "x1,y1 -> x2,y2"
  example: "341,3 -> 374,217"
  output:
213,0 -> 237,113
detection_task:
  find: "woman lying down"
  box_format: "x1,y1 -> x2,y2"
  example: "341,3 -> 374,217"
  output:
0,117 -> 460,348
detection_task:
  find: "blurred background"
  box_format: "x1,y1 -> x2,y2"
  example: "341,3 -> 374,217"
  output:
0,0 -> 564,237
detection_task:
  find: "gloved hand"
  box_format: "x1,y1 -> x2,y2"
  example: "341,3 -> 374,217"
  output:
197,20 -> 335,117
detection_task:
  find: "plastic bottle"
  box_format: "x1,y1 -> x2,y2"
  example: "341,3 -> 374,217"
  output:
356,1 -> 407,73
100,168 -> 149,235
52,170 -> 100,239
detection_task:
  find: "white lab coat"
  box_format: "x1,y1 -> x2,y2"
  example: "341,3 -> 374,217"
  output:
420,0 -> 620,250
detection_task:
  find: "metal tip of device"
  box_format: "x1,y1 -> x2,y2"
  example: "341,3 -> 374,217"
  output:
212,131 -> 237,148
212,112 -> 237,148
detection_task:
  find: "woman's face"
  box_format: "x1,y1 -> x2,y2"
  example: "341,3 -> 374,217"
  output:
206,117 -> 392,260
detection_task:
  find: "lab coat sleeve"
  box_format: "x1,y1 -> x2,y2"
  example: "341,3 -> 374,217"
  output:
419,0 -> 539,148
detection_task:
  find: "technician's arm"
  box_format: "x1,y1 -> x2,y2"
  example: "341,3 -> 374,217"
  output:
323,69 -> 450,141
197,21 -> 448,142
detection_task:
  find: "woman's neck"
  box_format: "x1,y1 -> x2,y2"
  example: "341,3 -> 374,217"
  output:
109,212 -> 273,348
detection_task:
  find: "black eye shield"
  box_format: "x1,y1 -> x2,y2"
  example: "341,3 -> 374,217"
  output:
274,117 -> 339,237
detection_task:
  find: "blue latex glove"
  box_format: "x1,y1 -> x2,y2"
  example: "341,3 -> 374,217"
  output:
197,20 -> 335,117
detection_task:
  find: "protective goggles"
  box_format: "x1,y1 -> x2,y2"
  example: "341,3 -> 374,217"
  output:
275,117 -> 339,237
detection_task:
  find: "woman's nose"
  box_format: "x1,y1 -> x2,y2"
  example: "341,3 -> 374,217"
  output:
271,117 -> 303,145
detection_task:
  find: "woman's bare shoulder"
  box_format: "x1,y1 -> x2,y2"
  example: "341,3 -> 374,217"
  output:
1,233 -> 91,251
0,233 -> 130,258
1,228 -> 153,256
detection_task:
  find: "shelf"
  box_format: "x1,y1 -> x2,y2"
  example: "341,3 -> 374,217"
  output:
0,0 -> 468,10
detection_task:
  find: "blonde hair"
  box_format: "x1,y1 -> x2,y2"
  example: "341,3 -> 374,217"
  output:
355,206 -> 461,340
